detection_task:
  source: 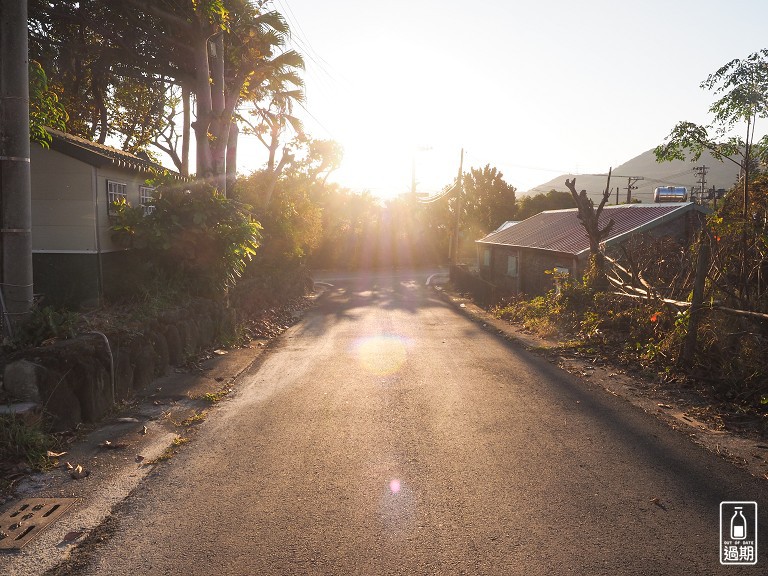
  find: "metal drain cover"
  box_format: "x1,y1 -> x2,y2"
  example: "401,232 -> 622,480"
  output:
0,498 -> 78,550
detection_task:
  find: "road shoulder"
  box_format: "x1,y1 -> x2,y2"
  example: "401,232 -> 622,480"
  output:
431,284 -> 768,482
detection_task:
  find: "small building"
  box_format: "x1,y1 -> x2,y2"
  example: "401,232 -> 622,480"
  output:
476,203 -> 707,297
31,128 -> 184,307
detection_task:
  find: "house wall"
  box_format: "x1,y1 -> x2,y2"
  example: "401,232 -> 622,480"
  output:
479,244 -> 578,297
31,144 -> 97,252
31,145 -> 156,308
33,251 -> 142,308
94,163 -> 152,252
31,144 -> 152,255
519,249 -> 579,296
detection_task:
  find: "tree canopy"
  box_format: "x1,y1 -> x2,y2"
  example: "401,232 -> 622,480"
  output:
28,0 -> 305,193
655,49 -> 768,218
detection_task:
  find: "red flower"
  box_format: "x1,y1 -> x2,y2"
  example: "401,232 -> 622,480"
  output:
650,313 -> 659,323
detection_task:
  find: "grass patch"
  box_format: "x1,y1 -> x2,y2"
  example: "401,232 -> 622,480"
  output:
152,435 -> 190,463
172,435 -> 189,447
0,415 -> 56,470
202,389 -> 230,404
180,411 -> 207,426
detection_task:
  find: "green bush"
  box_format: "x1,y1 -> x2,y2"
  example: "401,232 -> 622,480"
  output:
110,182 -> 261,298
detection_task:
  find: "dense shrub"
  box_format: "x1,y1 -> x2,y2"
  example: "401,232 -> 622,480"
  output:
111,182 -> 261,298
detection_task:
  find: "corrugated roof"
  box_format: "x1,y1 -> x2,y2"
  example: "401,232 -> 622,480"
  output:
477,203 -> 702,256
46,128 -> 184,179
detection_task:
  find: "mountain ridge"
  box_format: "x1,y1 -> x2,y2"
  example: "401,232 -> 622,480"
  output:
523,149 -> 739,203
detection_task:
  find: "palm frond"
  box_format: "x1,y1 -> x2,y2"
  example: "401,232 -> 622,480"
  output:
270,49 -> 305,72
283,113 -> 305,136
254,10 -> 289,35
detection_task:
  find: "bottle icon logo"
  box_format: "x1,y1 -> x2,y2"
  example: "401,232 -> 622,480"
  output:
720,501 -> 758,565
730,507 -> 747,540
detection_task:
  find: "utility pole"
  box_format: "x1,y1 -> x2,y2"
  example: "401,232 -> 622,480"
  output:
625,176 -> 643,203
450,148 -> 464,266
411,146 -> 432,196
0,0 -> 33,336
693,165 -> 708,204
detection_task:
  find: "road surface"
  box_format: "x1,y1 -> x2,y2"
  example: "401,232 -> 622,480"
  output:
61,270 -> 767,575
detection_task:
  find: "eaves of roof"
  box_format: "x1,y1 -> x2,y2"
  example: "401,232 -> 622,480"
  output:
45,127 -> 186,180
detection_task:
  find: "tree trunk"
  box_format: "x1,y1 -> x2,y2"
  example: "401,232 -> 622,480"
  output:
564,171 -> 614,290
181,83 -> 190,176
681,239 -> 710,366
0,0 -> 34,332
226,121 -> 238,194
740,116 -> 751,299
193,36 -> 213,179
262,149 -> 292,208
209,33 -> 227,194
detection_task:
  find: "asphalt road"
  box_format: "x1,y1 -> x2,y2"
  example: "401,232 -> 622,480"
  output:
65,270 -> 767,575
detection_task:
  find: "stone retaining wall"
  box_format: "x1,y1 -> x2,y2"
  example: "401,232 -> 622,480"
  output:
1,299 -> 238,431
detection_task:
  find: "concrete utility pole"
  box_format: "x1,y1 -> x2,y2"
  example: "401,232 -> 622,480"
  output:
693,165 -> 708,204
450,148 -> 464,266
410,146 -> 432,196
625,176 -> 643,203
0,0 -> 33,335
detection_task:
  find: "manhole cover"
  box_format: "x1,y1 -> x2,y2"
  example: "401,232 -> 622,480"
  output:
0,498 -> 78,550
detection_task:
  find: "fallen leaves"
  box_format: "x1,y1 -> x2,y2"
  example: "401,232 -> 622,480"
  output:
99,440 -> 128,450
67,463 -> 90,480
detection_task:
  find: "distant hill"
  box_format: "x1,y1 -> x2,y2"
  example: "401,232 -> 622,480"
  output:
523,149 -> 740,204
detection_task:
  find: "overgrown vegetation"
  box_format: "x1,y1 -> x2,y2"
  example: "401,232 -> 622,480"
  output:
490,51 -> 768,431
493,199 -> 768,430
0,415 -> 56,471
5,305 -> 80,350
110,182 -> 262,298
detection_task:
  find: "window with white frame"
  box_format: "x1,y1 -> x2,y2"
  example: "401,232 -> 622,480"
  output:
483,249 -> 491,267
107,180 -> 127,215
506,255 -> 518,277
140,185 -> 156,214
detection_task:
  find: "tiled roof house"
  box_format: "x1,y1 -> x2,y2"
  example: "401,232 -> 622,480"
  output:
475,203 -> 708,297
31,129 -> 185,307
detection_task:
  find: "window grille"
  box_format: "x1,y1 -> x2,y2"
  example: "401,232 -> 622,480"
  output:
107,180 -> 127,215
140,186 -> 155,214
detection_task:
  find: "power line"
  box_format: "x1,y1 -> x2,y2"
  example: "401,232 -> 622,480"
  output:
416,182 -> 457,203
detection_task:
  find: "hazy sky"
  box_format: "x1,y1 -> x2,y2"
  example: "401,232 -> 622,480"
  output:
238,0 -> 768,198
